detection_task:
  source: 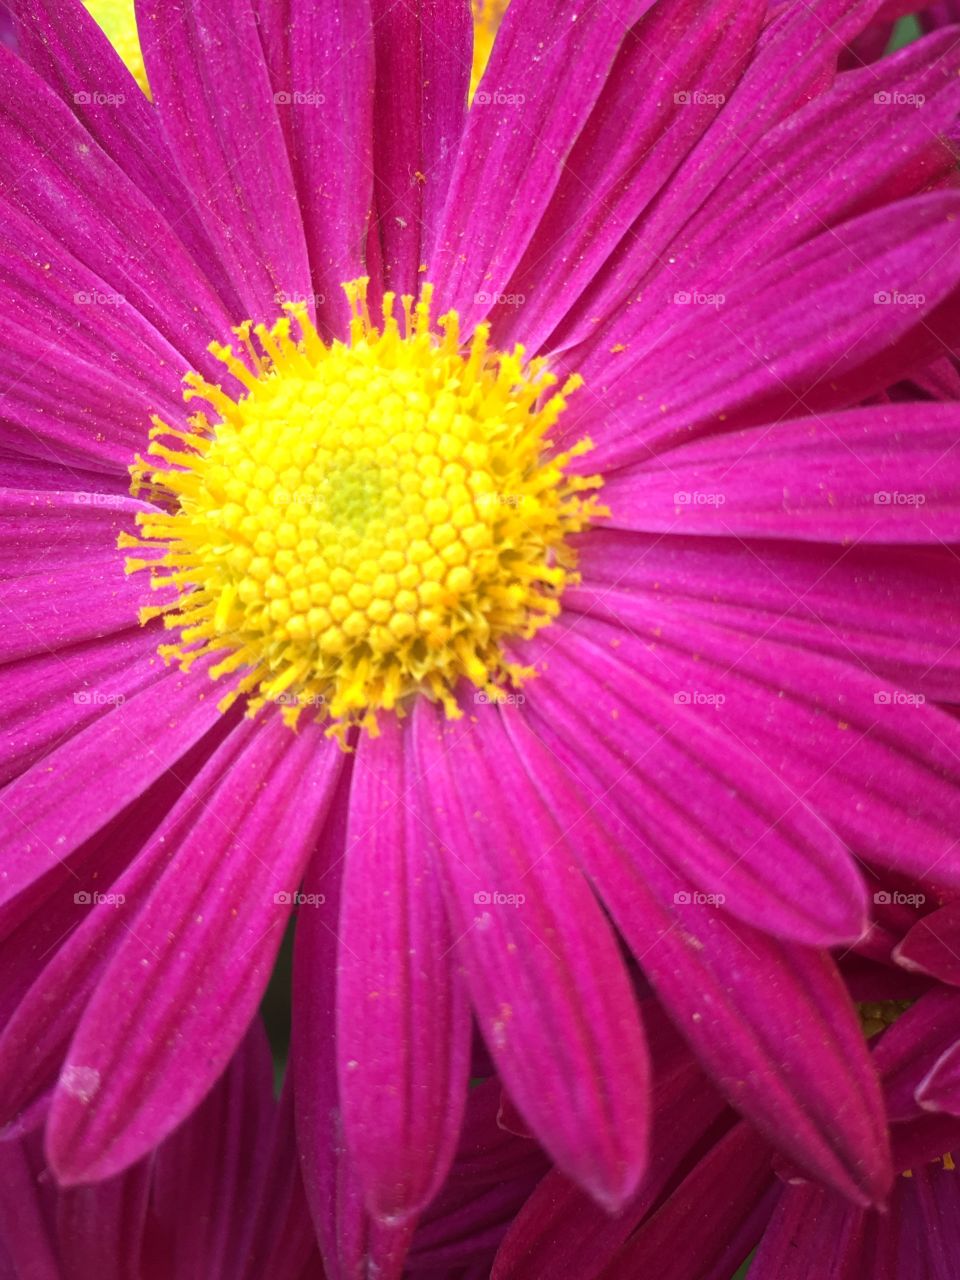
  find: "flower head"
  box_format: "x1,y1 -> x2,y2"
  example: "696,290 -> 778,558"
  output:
1,4 -> 960,1277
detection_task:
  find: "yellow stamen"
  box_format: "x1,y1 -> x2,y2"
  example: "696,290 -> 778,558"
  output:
125,280 -> 603,742
82,0 -> 150,97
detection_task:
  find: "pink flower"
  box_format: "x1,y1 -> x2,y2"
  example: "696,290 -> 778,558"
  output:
1,4 -> 959,1268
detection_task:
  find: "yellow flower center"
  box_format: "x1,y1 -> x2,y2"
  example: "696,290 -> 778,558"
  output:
470,0 -> 510,101
82,0 -> 149,96
123,281 -> 602,740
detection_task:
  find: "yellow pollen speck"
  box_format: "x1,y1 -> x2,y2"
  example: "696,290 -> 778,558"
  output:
470,0 -> 510,101
82,0 -> 150,96
124,279 -> 603,742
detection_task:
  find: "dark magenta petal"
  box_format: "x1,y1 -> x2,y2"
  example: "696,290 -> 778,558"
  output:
337,715 -> 472,1222
411,700 -> 651,1211
45,718 -> 343,1182
135,0 -> 312,323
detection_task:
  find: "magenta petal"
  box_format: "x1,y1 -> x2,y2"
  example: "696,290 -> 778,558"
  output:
411,700 -> 650,1211
0,720 -> 259,1126
0,200 -> 190,471
430,0 -> 656,324
747,1182 -> 868,1280
598,1124 -> 772,1280
370,0 -> 470,298
492,1024 -> 724,1280
0,1129 -> 64,1278
45,716 -> 342,1183
0,45 -> 235,378
896,901 -> 960,986
0,489 -> 152,576
507,696 -> 891,1204
603,403 -> 960,544
0,663 -> 222,909
149,1020 -> 274,1278
493,0 -> 766,354
135,0 -> 311,323
337,714 -> 471,1223
260,0 -> 378,337
53,1157 -> 152,1280
13,0 -> 239,311
567,24 -> 960,362
0,627 -> 162,787
873,989 -> 960,1121
572,189 -> 960,470
294,788 -> 415,1280
0,560 -> 147,663
566,561 -> 960,888
917,1039 -> 960,1117
513,622 -> 866,947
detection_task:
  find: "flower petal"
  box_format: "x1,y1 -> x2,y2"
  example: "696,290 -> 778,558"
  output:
258,0 -> 378,337
506,692 -> 891,1204
0,663 -> 223,912
491,0 -> 766,353
513,620 -> 866,946
603,403 -> 960,544
430,0 -> 655,324
0,44 -> 235,379
45,716 -> 342,1182
293,783 -> 415,1279
896,901 -> 960,986
13,0 -> 240,313
135,0 -> 312,323
337,713 -> 472,1222
411,699 -> 650,1211
569,190 -> 960,471
369,0 -> 471,298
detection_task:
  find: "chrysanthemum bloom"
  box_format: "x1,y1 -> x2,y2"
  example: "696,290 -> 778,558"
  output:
0,1024 -> 324,1280
2,0 -> 960,1252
